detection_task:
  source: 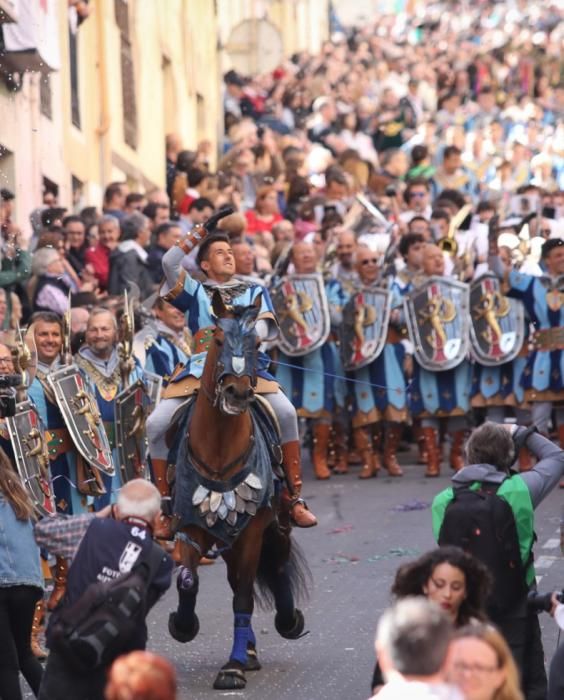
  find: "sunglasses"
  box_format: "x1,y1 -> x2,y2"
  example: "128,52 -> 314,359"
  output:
361,258 -> 379,265
409,191 -> 427,198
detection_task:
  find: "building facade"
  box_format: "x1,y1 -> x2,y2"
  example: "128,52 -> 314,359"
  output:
0,0 -> 328,239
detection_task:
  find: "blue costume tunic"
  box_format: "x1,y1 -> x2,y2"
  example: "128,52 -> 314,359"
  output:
502,270 -> 564,402
164,276 -> 277,383
75,347 -> 145,507
143,323 -> 191,386
28,360 -> 86,514
340,277 -> 409,427
274,278 -> 346,420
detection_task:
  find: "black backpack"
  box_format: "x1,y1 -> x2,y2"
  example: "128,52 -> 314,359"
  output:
438,480 -> 529,617
47,542 -> 164,672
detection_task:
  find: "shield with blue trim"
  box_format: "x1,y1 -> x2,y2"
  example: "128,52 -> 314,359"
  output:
405,276 -> 470,371
469,274 -> 525,366
340,287 -> 391,370
271,273 -> 330,357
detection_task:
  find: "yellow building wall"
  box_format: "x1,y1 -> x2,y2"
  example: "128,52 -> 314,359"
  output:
2,0 -> 327,236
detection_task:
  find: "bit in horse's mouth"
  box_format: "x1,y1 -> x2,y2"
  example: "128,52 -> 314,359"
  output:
220,393 -> 247,416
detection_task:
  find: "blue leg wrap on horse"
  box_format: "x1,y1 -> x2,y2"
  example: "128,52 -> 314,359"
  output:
248,622 -> 257,648
230,613 -> 251,664
176,567 -> 198,624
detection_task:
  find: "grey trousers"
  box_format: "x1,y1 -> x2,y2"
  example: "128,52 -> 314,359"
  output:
146,389 -> 299,460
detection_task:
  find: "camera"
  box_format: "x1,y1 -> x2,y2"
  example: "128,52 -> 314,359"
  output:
0,374 -> 21,419
527,590 -> 564,614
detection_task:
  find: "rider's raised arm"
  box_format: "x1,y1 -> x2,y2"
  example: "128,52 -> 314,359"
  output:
254,286 -> 279,342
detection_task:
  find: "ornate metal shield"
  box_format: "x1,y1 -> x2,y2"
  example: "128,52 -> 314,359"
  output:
115,379 -> 149,482
340,287 -> 391,370
48,365 -> 115,475
271,274 -> 330,356
470,274 -> 525,366
143,370 -> 163,415
405,276 -> 470,371
6,401 -> 56,517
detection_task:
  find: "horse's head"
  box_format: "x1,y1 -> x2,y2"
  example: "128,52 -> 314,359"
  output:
208,290 -> 261,416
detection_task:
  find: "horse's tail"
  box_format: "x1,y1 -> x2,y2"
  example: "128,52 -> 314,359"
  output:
254,521 -> 312,610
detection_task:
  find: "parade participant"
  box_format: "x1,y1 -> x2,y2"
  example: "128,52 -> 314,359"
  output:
274,241 -> 346,481
0,450 -> 44,700
231,238 -> 264,286
75,307 -> 145,508
432,422 -> 564,699
491,238 -> 564,445
409,244 -> 472,475
148,230 -> 317,527
340,245 -> 410,478
140,298 -> 191,386
28,312 -> 100,611
28,313 -> 90,518
35,479 -> 173,700
328,229 -> 358,295
390,233 -> 425,295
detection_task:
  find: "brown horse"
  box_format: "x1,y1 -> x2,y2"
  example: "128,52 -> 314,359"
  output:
168,291 -> 308,690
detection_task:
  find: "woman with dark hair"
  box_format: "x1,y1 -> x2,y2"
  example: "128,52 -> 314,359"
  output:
0,451 -> 44,699
371,546 -> 492,694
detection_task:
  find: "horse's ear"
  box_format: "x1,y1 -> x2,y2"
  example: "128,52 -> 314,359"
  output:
211,290 -> 228,319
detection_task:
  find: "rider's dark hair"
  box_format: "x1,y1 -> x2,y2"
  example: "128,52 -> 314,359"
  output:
197,233 -> 231,271
392,546 -> 492,626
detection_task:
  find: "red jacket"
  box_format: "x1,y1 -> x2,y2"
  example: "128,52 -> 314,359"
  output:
84,244 -> 111,290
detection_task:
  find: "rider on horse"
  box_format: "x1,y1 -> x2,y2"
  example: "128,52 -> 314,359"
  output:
146,225 -> 317,528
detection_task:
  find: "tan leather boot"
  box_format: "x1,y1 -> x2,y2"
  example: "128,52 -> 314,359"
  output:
152,458 -> 173,539
383,424 -> 404,477
31,599 -> 47,660
414,423 -> 428,464
47,557 -> 68,611
449,431 -> 466,472
422,427 -> 441,477
281,441 -> 317,527
312,423 -> 331,480
331,423 -> 349,474
354,427 -> 376,479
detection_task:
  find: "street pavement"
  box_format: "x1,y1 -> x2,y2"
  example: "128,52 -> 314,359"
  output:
24,445 -> 564,700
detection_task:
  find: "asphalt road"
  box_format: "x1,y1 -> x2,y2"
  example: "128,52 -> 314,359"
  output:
24,445 -> 564,700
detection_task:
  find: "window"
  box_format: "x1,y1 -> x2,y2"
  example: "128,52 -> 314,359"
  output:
115,0 -> 137,149
69,27 -> 80,128
40,73 -> 52,119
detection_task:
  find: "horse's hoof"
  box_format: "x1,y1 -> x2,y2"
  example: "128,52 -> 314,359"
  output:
213,668 -> 246,690
245,645 -> 262,671
168,612 -> 200,643
275,608 -> 305,639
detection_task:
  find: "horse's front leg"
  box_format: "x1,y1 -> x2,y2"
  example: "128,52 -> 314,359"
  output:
213,511 -> 271,691
168,527 -> 210,643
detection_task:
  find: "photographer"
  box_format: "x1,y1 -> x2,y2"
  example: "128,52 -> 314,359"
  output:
35,479 -> 173,700
526,590 -> 564,700
433,422 -> 564,700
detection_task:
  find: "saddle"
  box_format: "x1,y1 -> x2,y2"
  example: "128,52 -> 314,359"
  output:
161,364 -> 279,401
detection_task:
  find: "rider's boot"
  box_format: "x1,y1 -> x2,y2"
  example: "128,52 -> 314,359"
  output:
152,458 -> 173,539
281,441 -> 317,528
312,423 -> 331,480
47,557 -> 68,611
